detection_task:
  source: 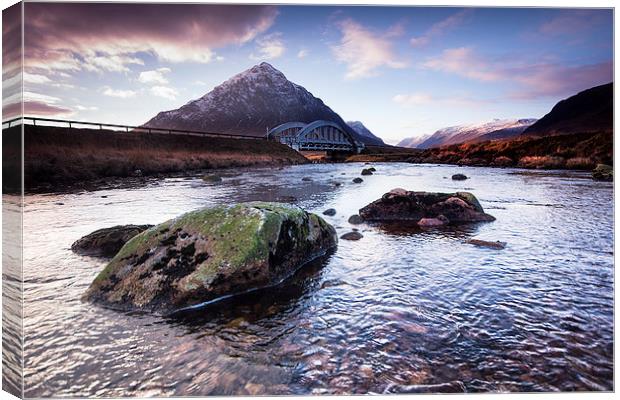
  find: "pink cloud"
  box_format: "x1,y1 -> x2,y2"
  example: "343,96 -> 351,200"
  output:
23,3 -> 278,74
509,61 -> 613,99
422,47 -> 502,81
332,18 -> 407,80
3,101 -> 73,120
411,9 -> 472,47
423,47 -> 612,99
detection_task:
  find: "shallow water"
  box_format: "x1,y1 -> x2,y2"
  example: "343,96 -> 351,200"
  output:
21,163 -> 613,396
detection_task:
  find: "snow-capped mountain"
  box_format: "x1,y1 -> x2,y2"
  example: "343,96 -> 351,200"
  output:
397,134 -> 432,148
399,118 -> 537,149
346,121 -> 385,145
143,62 -> 381,145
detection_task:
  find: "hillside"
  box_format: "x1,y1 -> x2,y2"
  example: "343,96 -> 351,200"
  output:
523,82 -> 613,136
143,62 -> 382,145
407,131 -> 612,169
347,121 -> 385,145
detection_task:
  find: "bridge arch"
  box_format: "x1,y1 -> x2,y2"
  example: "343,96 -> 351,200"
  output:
267,120 -> 363,153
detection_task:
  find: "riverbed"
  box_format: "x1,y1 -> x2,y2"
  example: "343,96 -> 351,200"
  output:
21,163 -> 613,396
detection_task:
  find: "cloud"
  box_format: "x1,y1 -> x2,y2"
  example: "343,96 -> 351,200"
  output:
508,61 -> 613,99
75,105 -> 99,111
539,10 -> 605,37
411,9 -> 471,47
102,87 -> 137,98
332,18 -> 407,80
23,101 -> 73,117
393,93 -> 434,106
297,49 -> 309,59
23,3 -> 278,75
150,86 -> 179,100
23,72 -> 52,85
393,92 -> 488,108
250,32 -> 285,60
422,47 -> 502,81
423,47 -> 613,99
138,67 -> 172,85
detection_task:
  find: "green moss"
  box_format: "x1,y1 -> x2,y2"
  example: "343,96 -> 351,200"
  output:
91,202 -> 325,293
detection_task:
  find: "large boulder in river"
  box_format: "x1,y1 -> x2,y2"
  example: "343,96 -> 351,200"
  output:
71,225 -> 153,257
359,189 -> 495,225
83,202 -> 337,314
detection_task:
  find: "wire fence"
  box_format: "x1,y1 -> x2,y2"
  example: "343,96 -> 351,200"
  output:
1,116 -> 268,140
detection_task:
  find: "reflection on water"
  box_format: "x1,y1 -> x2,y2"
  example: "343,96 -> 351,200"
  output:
21,163 -> 613,396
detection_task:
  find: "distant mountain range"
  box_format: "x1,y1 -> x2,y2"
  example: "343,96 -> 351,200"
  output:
398,118 -> 537,149
346,121 -> 385,145
522,82 -> 612,137
143,62 -> 384,146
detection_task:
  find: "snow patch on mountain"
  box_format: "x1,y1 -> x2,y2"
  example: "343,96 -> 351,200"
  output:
399,118 -> 537,149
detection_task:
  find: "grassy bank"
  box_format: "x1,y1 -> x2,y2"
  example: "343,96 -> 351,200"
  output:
347,132 -> 612,170
3,125 -> 308,191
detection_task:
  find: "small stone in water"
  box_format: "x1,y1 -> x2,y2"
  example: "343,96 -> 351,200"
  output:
348,214 -> 364,225
467,239 -> 506,249
341,231 -> 363,241
302,177 -> 312,182
323,208 -> 336,216
352,177 -> 364,183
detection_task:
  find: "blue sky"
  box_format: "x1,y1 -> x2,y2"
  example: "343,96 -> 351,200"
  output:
11,4 -> 614,144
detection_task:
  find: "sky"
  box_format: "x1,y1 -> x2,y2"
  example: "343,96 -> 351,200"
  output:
2,3 -> 614,144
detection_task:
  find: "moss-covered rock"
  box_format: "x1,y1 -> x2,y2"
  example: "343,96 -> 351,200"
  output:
83,202 -> 337,314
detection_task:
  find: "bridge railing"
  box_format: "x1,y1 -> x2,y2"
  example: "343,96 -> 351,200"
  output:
1,116 -> 268,140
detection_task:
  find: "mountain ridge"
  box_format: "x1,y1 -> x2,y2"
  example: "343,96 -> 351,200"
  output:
398,118 -> 537,149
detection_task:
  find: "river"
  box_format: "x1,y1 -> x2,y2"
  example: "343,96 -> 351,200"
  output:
19,162 -> 613,396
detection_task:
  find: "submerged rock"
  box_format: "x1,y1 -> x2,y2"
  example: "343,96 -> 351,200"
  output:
301,177 -> 313,182
340,231 -> 363,241
466,239 -> 506,249
71,225 -> 153,257
359,189 -> 495,224
592,164 -> 613,181
202,174 -> 222,183
323,208 -> 336,216
348,214 -> 364,225
83,202 -> 337,314
352,177 -> 364,184
417,215 -> 449,227
451,173 -> 468,181
361,168 -> 373,176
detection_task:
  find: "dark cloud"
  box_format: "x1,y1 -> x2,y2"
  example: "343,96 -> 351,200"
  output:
2,3 -> 22,75
23,3 -> 278,73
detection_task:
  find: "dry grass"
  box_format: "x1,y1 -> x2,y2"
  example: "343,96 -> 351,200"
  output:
565,157 -> 596,170
518,156 -> 566,169
4,125 -> 308,190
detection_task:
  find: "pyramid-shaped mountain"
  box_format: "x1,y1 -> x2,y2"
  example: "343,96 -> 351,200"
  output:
143,62 -> 383,145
